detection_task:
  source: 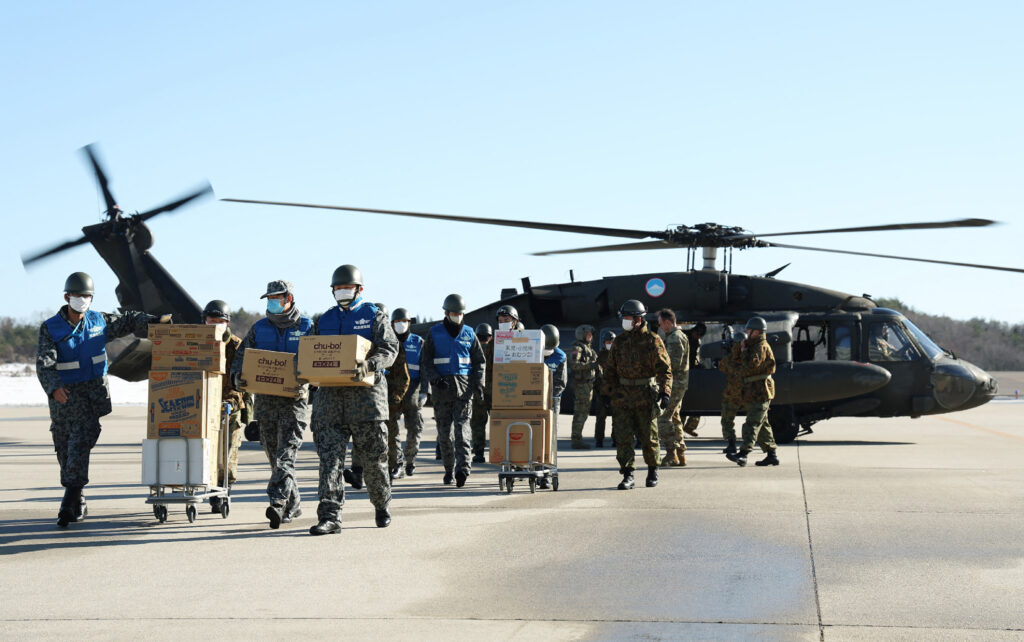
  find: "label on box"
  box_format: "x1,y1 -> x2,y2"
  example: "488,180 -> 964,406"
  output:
493,330 -> 544,364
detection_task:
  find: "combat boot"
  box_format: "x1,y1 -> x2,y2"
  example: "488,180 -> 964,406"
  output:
375,507 -> 391,528
662,449 -> 679,467
309,519 -> 341,535
472,450 -> 485,464
455,470 -> 469,488
405,462 -> 416,477
732,450 -> 748,467
617,472 -> 635,490
282,506 -> 302,524
646,466 -> 659,487
56,487 -> 79,528
391,464 -> 405,480
571,439 -> 591,450
75,488 -> 87,521
348,467 -> 364,490
443,467 -> 455,485
723,438 -> 737,456
755,449 -> 780,467
537,476 -> 550,489
676,447 -> 687,467
266,504 -> 284,529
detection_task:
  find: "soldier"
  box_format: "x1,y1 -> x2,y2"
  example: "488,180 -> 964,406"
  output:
496,304 -> 525,332
541,325 -> 568,415
36,271 -> 169,528
308,265 -> 398,534
656,309 -> 690,466
231,280 -> 314,529
202,300 -> 244,514
420,294 -> 486,488
718,330 -> 747,456
681,322 -> 707,437
470,323 -> 493,463
726,317 -> 780,467
868,324 -> 898,361
392,308 -> 428,476
594,329 -> 616,448
567,324 -> 599,449
602,300 -> 672,490
383,308 -> 411,480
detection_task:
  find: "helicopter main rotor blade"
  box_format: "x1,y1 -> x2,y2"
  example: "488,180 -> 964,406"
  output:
531,240 -> 679,256
21,235 -> 92,267
81,144 -> 118,214
728,218 -> 996,240
221,198 -> 668,240
767,241 -> 1024,274
137,183 -> 214,222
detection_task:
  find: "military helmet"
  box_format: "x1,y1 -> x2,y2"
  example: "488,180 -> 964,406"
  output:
392,307 -> 410,322
618,299 -> 646,318
691,321 -> 708,336
599,329 -> 617,345
475,323 -> 493,338
496,304 -> 519,321
575,324 -> 596,341
374,302 -> 389,318
540,324 -> 560,350
331,264 -> 363,287
443,293 -> 466,313
202,299 -> 231,321
733,330 -> 748,342
63,272 -> 94,296
745,316 -> 768,332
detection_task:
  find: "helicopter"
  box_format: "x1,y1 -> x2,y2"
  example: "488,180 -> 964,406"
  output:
220,197 -> 1017,443
21,144 -> 213,381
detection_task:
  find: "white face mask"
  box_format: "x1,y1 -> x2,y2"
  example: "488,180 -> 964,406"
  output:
334,288 -> 356,305
604,342 -> 613,350
447,313 -> 464,325
497,321 -> 513,331
394,321 -> 410,334
68,296 -> 92,313
621,318 -> 635,332
543,348 -> 554,357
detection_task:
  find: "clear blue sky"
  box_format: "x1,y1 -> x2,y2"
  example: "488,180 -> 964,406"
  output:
3,2 -> 1021,325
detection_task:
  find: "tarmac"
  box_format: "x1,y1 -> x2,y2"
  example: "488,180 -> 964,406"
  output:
1,402 -> 1022,641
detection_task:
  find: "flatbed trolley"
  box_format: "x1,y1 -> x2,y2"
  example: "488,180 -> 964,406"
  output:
146,402 -> 234,523
497,418 -> 559,493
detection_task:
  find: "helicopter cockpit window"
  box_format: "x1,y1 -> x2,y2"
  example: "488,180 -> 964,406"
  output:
901,318 -> 946,360
867,321 -> 918,362
833,325 -> 852,361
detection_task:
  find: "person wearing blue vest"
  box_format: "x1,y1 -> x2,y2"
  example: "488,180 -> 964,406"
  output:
392,307 -> 429,477
36,272 -> 168,528
419,294 -> 486,488
541,324 -> 568,415
231,279 -> 314,529
470,323 -> 493,463
308,265 -> 398,535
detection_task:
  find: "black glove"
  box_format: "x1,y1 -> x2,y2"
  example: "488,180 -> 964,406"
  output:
352,361 -> 372,382
659,393 -> 671,410
244,421 -> 260,442
232,373 -> 247,390
433,378 -> 449,391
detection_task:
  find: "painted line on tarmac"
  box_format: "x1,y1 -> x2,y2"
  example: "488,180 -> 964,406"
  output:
936,416 -> 1024,443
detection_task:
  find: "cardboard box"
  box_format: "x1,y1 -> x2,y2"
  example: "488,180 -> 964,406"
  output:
296,335 -> 374,386
149,324 -> 226,374
142,438 -> 215,486
489,409 -> 554,465
146,371 -> 223,439
492,362 -> 550,409
493,330 -> 544,364
240,349 -> 301,397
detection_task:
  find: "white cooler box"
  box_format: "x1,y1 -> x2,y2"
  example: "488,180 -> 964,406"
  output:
142,438 -> 211,486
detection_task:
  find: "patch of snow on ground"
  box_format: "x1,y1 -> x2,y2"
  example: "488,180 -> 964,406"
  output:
0,363 -> 148,406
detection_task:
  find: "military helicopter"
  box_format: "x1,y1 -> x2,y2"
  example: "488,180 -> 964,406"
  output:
222,197 -> 1017,443
21,144 -> 213,381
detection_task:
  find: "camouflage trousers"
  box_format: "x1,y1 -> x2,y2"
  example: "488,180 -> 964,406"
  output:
720,400 -> 740,441
383,401 -> 405,472
50,419 -> 101,488
401,384 -> 424,464
612,404 -> 661,473
594,388 -> 610,444
219,410 -> 243,486
740,400 -> 777,453
257,395 -> 307,511
312,421 -> 391,520
434,391 -> 473,474
657,382 -> 688,451
571,381 -> 594,442
470,394 -> 489,456
682,415 -> 700,433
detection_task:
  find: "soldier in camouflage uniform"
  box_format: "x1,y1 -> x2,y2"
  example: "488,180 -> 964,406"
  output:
36,272 -> 167,528
718,330 -> 746,456
656,309 -> 690,466
384,318 -> 410,479
232,280 -> 314,528
470,323 -> 493,463
594,330 -> 616,448
568,324 -> 600,449
421,294 -> 486,488
726,317 -> 780,467
602,300 -> 672,490
201,301 -> 245,512
308,265 -> 398,534
680,322 -> 707,437
392,308 -> 427,476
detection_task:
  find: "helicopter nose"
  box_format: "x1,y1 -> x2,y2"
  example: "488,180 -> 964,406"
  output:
932,360 -> 997,411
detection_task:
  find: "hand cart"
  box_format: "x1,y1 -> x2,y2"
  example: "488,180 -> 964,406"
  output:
497,368 -> 559,494
146,402 -> 234,523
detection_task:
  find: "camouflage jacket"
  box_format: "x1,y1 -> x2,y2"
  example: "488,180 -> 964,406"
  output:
595,347 -> 611,385
221,329 -> 245,410
482,339 -> 494,390
717,341 -> 744,405
385,341 -> 411,406
567,339 -> 600,384
602,322 -> 672,409
659,327 -> 690,392
739,334 -> 776,403
36,306 -> 150,423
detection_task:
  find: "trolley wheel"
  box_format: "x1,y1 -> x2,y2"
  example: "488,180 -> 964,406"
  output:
552,474 -> 559,491
498,478 -> 505,491
186,504 -> 197,523
153,505 -> 160,519
210,496 -> 222,514
157,505 -> 168,523
220,501 -> 230,519
529,478 -> 536,494
505,479 -> 514,494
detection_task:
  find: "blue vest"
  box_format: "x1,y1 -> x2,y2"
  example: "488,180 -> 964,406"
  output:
545,347 -> 566,371
404,334 -> 424,381
45,310 -> 108,385
317,298 -> 377,339
252,316 -> 314,353
430,323 -> 475,376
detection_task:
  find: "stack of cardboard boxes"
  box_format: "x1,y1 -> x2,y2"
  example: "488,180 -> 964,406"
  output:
488,330 -> 556,466
141,325 -> 226,486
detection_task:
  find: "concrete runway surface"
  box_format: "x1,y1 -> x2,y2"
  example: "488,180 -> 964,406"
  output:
1,402 -> 1022,641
